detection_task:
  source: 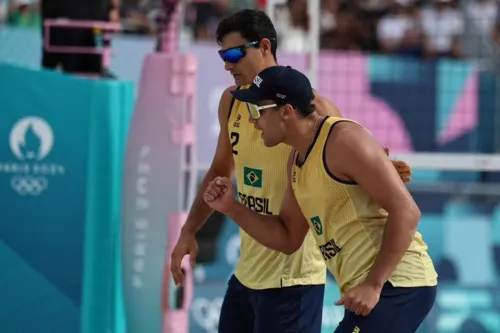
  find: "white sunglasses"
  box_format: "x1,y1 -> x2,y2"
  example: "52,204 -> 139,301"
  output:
247,103 -> 278,119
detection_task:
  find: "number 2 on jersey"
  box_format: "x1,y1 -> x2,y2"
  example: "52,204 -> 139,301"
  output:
230,132 -> 239,155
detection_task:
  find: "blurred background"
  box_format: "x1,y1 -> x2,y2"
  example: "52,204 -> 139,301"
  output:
1,0 -> 500,333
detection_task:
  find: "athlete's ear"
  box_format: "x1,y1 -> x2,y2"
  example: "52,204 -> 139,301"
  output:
260,38 -> 272,56
281,104 -> 294,120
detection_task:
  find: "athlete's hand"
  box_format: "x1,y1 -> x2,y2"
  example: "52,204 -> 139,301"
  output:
335,281 -> 382,316
203,177 -> 236,215
384,147 -> 412,184
170,230 -> 198,285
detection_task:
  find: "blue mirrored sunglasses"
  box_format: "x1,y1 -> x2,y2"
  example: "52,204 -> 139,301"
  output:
218,41 -> 259,63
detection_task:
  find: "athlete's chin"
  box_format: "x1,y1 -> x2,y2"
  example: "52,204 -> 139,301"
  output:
261,135 -> 279,147
232,74 -> 246,86
263,141 -> 274,147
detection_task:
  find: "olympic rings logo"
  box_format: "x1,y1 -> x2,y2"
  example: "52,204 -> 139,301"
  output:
10,175 -> 48,196
191,297 -> 223,333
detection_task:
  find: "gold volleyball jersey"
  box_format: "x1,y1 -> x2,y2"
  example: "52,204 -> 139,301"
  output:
291,116 -> 438,294
228,85 -> 326,289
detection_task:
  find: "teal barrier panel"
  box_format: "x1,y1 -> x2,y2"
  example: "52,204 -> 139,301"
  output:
443,201 -> 495,285
0,63 -> 134,333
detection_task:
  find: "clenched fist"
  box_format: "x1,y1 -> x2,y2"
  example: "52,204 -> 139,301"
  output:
203,177 -> 236,215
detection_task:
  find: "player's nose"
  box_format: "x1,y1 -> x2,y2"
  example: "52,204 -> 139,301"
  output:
224,61 -> 235,71
248,114 -> 256,124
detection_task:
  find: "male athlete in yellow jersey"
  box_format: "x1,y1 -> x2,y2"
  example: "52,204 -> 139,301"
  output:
170,9 -> 412,333
204,66 -> 437,333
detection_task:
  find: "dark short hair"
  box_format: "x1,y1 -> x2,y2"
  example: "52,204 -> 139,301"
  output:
297,104 -> 316,117
279,103 -> 315,118
216,9 -> 278,60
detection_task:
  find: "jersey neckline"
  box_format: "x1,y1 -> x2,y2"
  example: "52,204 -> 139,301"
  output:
295,116 -> 329,168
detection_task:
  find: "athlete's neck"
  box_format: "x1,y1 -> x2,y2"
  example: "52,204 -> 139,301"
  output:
246,60 -> 279,85
265,59 -> 278,68
286,114 -> 325,162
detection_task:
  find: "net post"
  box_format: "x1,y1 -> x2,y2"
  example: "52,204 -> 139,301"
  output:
393,153 -> 500,171
266,0 -> 276,30
307,0 -> 320,89
159,0 -> 182,53
494,47 -> 500,152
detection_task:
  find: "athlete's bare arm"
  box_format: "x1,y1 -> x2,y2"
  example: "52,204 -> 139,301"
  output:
204,152 -> 309,255
325,122 -> 421,288
171,86 -> 236,285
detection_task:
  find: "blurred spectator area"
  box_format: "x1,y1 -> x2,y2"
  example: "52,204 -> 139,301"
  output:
272,0 -> 500,64
120,0 -> 162,34
120,0 -> 257,39
1,0 -> 499,62
0,0 -> 40,28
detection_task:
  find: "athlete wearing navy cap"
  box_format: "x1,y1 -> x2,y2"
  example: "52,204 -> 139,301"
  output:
206,65 -> 437,333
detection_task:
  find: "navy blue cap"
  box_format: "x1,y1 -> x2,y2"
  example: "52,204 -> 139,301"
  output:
231,66 -> 314,110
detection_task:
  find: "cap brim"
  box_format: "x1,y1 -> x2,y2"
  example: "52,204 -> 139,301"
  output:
230,87 -> 267,104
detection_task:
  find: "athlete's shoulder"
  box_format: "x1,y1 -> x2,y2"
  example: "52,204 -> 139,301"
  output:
219,85 -> 238,121
323,120 -> 375,183
326,120 -> 370,149
325,121 -> 380,172
313,91 -> 342,117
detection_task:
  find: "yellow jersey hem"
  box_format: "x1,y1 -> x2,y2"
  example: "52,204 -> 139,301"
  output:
281,276 -> 326,287
234,272 -> 326,290
388,278 -> 438,288
341,278 -> 438,295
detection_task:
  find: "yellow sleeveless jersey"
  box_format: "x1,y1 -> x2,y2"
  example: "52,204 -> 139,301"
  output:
228,85 -> 326,289
291,116 -> 438,294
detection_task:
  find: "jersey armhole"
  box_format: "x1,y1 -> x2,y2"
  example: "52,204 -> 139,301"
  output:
322,120 -> 357,185
287,149 -> 297,186
227,86 -> 240,120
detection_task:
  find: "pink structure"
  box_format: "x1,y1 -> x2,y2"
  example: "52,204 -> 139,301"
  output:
43,19 -> 121,75
156,3 -> 197,331
121,2 -> 197,331
134,51 -> 196,333
121,50 -> 197,333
